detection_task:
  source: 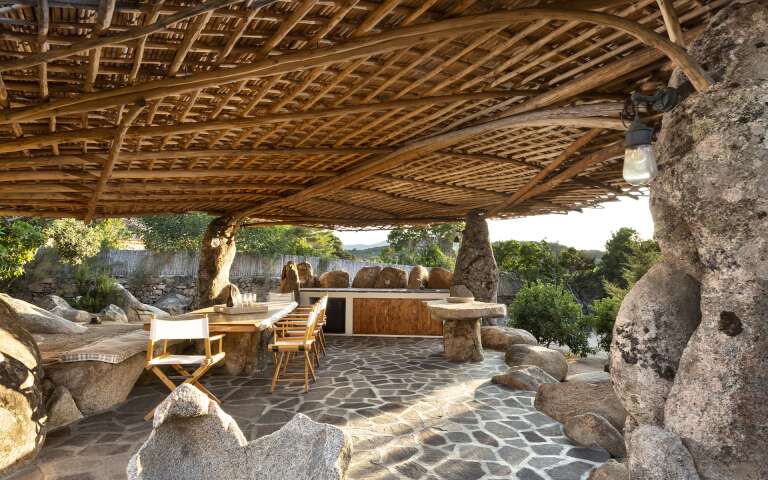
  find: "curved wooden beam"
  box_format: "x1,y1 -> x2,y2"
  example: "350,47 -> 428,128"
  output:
0,7 -> 710,125
235,102 -> 627,222
0,90 -> 529,153
0,0 -> 270,73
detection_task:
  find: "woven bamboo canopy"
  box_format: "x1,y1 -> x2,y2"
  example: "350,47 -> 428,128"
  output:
0,0 -> 720,229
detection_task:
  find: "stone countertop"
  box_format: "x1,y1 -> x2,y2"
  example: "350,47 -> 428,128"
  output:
301,288 -> 449,293
426,299 -> 507,320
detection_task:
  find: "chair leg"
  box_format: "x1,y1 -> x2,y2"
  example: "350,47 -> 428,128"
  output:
271,352 -> 284,393
171,365 -> 217,402
306,350 -> 317,382
313,346 -> 321,369
144,366 -> 178,421
303,353 -> 309,393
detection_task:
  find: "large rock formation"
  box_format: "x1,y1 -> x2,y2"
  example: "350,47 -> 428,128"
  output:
37,295 -> 91,323
628,426 -> 700,480
296,261 -> 315,287
535,381 -> 627,431
481,326 -> 537,351
197,216 -> 239,309
128,384 -> 352,480
373,267 -> 406,289
491,365 -> 558,391
113,284 -> 169,322
45,385 -> 83,431
564,413 -> 626,458
504,344 -> 567,381
407,265 -> 429,289
45,352 -> 146,415
451,211 -> 498,302
610,263 -> 700,425
318,271 -> 349,288
610,4 -> 768,479
0,299 -> 45,476
352,266 -> 381,288
427,267 -> 453,289
98,304 -> 128,323
0,293 -> 86,334
154,293 -> 192,315
279,261 -> 300,301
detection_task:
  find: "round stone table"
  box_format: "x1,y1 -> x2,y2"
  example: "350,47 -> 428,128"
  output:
426,300 -> 507,362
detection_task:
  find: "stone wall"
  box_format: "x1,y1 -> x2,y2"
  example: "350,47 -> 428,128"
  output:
8,249 -> 522,310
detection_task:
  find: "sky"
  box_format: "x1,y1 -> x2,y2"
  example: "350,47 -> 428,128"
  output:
336,195 -> 655,251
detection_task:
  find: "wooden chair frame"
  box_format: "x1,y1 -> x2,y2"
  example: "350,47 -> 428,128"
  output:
269,298 -> 325,393
144,317 -> 225,421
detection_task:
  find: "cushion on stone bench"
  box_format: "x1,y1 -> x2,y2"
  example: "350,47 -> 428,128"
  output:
58,330 -> 154,364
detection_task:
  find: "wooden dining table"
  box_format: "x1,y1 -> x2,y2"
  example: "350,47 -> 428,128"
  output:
142,301 -> 299,375
142,301 -> 298,333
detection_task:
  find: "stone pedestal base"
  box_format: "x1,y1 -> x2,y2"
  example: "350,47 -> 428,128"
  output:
221,330 -> 272,376
443,318 -> 483,362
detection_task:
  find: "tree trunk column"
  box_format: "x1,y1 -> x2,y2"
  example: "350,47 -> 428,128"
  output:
452,210 -> 499,303
197,216 -> 238,309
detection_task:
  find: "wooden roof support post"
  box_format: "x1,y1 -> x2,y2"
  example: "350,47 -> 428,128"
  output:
656,0 -> 686,47
486,128 -> 603,217
84,100 -> 146,222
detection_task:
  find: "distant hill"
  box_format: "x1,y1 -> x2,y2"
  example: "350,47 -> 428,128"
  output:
345,245 -> 387,260
344,241 -> 388,250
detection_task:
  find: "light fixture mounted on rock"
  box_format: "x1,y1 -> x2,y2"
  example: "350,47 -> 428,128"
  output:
622,87 -> 678,186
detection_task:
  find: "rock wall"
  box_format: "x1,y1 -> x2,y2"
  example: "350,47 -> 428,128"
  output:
611,3 -> 768,479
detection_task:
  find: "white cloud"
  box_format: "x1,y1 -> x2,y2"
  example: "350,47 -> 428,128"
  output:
336,196 -> 654,251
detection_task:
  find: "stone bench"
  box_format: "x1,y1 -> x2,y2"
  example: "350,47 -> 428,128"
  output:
37,324 -> 179,418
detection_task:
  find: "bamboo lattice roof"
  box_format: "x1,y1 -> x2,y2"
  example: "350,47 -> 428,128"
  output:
0,0 -> 723,228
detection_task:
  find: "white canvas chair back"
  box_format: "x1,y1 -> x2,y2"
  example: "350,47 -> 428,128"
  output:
268,292 -> 294,303
150,315 -> 209,341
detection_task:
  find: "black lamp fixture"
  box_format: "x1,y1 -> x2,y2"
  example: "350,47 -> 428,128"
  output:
622,87 -> 678,186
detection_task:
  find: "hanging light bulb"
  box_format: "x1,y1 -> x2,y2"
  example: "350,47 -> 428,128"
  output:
623,114 -> 657,186
620,88 -> 677,186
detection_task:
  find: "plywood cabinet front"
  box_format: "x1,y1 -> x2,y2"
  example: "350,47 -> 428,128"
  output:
353,298 -> 443,336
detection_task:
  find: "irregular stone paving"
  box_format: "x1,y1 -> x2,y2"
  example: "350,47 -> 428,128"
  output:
10,336 -> 609,480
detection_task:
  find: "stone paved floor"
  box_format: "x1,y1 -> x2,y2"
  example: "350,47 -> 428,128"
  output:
10,336 -> 609,480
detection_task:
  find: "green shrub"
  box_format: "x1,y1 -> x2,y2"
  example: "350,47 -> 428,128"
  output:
508,282 -> 593,356
70,262 -> 120,313
0,218 -> 46,281
588,291 -> 624,351
45,219 -> 102,265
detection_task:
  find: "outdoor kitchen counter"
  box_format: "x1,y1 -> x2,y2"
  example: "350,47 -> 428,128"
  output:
299,288 -> 449,336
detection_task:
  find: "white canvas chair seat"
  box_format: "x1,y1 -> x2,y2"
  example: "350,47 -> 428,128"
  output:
144,315 -> 225,421
148,352 -> 225,366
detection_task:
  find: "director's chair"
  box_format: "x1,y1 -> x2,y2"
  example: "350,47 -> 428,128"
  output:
144,315 -> 225,421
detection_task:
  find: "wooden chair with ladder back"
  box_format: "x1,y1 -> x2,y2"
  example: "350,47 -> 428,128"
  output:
281,296 -> 328,359
269,297 -> 326,392
144,315 -> 225,420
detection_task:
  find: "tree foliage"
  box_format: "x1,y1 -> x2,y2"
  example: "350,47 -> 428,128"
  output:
378,223 -> 462,268
588,231 -> 661,350
132,214 -> 351,258
0,218 -> 46,280
45,218 -> 129,265
493,240 -> 603,305
598,227 -> 640,288
509,281 -> 593,356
